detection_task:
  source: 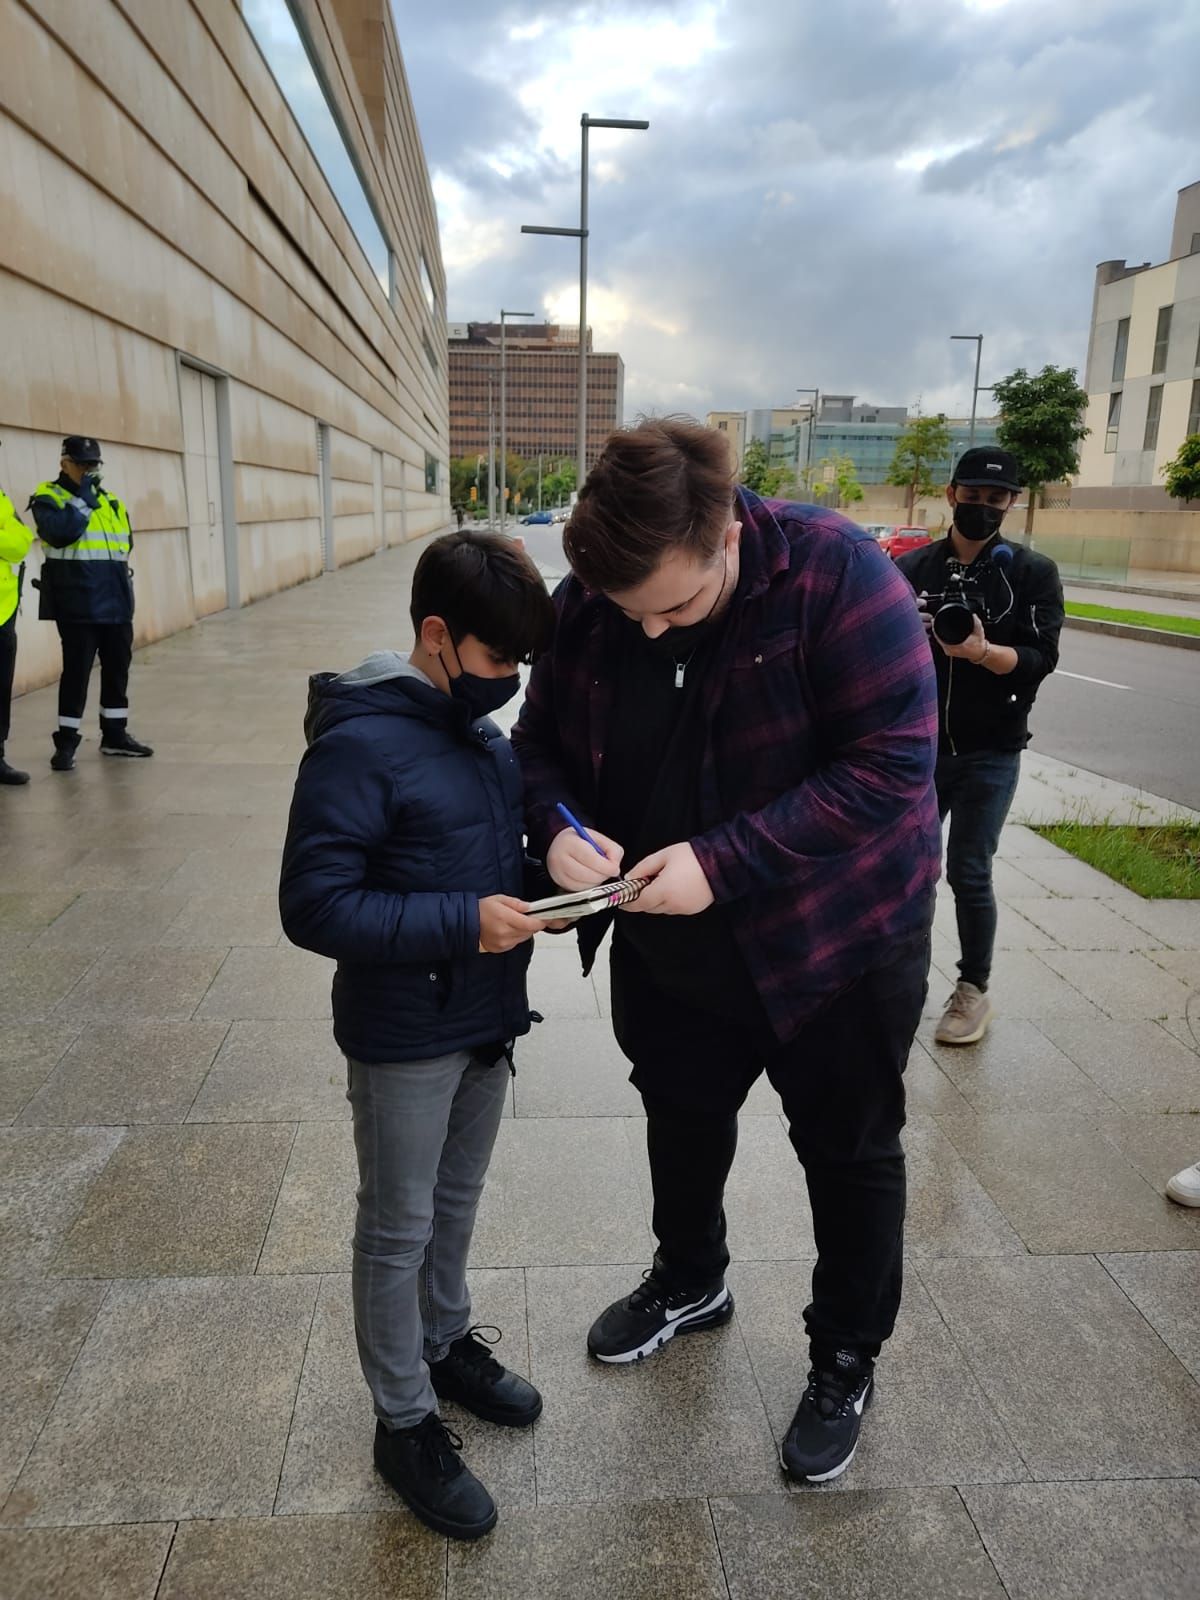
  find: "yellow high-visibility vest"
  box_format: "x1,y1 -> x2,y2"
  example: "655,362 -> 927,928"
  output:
0,488 -> 33,626
32,480 -> 132,562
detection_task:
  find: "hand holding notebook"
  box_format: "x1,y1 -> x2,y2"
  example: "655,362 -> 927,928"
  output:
525,877 -> 649,922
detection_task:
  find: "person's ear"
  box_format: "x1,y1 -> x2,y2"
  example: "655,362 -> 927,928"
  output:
420,616 -> 449,654
945,485 -> 957,509
725,519 -> 743,553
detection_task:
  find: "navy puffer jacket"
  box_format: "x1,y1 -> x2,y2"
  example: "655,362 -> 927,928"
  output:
279,653 -> 534,1063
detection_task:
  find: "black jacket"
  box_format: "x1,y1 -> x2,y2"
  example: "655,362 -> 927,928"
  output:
30,474 -> 135,625
279,654 -> 535,1064
895,537 -> 1063,755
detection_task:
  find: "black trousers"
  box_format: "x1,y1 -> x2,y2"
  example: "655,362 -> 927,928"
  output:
55,621 -> 133,725
611,924 -> 930,1366
0,610 -> 17,746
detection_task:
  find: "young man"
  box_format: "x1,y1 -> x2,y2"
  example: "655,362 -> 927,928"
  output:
29,436 -> 152,769
0,445 -> 33,784
513,417 -> 940,1485
895,447 -> 1064,1045
280,531 -> 555,1541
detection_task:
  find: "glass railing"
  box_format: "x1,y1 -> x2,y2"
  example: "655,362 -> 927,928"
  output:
1029,535 -> 1132,582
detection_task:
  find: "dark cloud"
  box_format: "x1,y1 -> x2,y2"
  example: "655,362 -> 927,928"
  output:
390,0 -> 1199,419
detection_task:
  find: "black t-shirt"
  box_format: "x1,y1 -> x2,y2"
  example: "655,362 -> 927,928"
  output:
597,614 -> 766,1026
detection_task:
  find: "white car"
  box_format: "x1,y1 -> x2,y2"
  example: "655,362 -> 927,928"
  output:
860,522 -> 892,541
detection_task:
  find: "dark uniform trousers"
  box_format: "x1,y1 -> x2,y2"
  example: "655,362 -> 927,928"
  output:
55,621 -> 133,725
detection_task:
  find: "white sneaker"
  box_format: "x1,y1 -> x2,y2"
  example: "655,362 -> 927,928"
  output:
1166,1162 -> 1200,1207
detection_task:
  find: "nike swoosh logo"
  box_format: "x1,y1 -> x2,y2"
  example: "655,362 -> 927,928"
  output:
664,1296 -> 713,1323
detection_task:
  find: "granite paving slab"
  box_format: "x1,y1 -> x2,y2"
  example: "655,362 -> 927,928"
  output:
17,1021 -> 229,1126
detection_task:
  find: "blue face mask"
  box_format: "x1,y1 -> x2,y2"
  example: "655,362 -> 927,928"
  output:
447,637 -> 520,720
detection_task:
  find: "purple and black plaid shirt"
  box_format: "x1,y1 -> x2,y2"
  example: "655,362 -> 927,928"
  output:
512,490 -> 941,1039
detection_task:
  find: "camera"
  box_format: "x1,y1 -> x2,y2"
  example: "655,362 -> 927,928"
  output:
923,544 -> 1013,646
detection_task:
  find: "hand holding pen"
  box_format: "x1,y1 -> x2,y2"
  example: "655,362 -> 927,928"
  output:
546,803 -> 625,891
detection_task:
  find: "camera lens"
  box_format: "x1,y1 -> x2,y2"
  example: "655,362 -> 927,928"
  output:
932,603 -> 975,646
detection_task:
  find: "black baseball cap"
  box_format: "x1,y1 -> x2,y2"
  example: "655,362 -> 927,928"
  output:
62,436 -> 102,464
952,446 -> 1021,490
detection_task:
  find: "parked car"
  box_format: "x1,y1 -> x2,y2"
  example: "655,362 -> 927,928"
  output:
520,510 -> 555,525
859,522 -> 893,541
877,525 -> 932,559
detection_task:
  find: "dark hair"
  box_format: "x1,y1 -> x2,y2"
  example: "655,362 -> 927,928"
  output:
563,415 -> 735,592
410,531 -> 554,664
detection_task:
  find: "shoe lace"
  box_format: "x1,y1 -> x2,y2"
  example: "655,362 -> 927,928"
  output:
412,1413 -> 466,1480
451,1324 -> 505,1381
627,1269 -> 670,1314
804,1367 -> 862,1422
943,985 -> 975,1020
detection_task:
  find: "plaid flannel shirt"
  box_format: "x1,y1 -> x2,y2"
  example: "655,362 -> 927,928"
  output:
512,490 -> 941,1039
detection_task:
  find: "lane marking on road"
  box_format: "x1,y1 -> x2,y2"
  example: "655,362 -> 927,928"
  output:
1058,670 -> 1134,691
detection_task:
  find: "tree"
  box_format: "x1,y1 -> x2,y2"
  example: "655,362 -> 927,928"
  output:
887,413 -> 951,521
739,439 -> 796,497
991,364 -> 1089,540
540,459 -> 576,508
449,456 -> 479,511
808,452 -> 864,511
1163,435 -> 1200,504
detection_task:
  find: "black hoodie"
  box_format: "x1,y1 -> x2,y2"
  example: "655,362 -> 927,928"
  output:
895,537 -> 1064,755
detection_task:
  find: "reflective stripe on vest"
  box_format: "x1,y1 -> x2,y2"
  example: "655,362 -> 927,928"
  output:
34,481 -> 131,562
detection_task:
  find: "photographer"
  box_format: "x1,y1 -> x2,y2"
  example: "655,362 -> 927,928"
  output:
895,447 -> 1063,1045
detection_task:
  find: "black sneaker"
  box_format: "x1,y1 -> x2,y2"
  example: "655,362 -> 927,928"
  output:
587,1267 -> 733,1363
373,1414 -> 497,1541
50,730 -> 80,772
429,1325 -> 542,1427
99,726 -> 154,758
0,749 -> 29,785
781,1359 -> 874,1483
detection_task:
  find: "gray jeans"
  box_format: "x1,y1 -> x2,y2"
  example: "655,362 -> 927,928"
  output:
346,1050 -> 510,1429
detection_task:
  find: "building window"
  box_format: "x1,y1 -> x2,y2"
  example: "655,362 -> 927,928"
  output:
1152,306 -> 1172,374
1105,391 -> 1121,453
243,0 -> 391,293
717,420 -> 727,431
1112,317 -> 1130,382
1195,321 -> 1200,370
1143,385 -> 1163,452
1188,379 -> 1200,439
420,254 -> 437,317
424,452 -> 439,494
422,328 -> 439,375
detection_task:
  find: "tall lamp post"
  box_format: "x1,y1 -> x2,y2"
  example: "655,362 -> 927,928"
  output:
522,112 -> 649,500
795,387 -> 820,492
950,334 -> 985,448
499,310 -> 534,535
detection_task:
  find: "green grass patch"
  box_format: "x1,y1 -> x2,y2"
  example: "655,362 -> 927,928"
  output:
1032,822 -> 1200,898
1065,601 -> 1200,637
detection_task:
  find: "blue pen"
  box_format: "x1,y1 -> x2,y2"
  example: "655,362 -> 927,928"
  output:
556,802 -> 608,859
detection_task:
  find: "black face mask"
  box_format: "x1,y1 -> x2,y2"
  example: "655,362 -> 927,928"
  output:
639,550 -> 731,660
953,501 -> 1006,542
446,637 -> 520,720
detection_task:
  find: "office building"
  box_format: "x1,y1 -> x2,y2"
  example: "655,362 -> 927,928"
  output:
448,323 -> 624,468
1076,181 -> 1200,508
1,0 -> 447,693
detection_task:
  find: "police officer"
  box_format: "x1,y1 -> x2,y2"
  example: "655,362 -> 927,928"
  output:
0,442 -> 34,785
29,437 -> 153,771
896,446 -> 1063,1045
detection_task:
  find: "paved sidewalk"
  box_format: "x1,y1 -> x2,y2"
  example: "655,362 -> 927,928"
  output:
2,541 -> 1199,1599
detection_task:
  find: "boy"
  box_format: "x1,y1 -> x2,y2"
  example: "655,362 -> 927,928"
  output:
280,531 -> 555,1540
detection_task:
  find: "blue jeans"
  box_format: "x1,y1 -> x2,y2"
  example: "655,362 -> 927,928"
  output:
934,749 -> 1022,991
346,1051 -> 510,1429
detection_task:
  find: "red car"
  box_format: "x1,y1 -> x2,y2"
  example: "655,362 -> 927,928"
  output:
877,525 -> 932,560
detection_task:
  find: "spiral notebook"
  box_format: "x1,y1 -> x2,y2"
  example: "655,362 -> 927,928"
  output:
526,877 -> 648,922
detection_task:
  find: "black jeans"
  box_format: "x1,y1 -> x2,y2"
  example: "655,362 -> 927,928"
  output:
56,621 -> 133,725
935,749 -> 1022,991
611,924 -> 930,1367
0,610 -> 16,746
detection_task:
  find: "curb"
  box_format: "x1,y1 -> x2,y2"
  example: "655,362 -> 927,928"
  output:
1064,615 -> 1200,651
1066,576 -> 1200,604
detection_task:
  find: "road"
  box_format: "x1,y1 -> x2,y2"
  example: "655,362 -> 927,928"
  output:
1030,628 -> 1200,811
513,523 -> 1200,811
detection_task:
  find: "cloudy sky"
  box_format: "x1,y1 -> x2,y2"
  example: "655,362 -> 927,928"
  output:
388,0 -> 1197,424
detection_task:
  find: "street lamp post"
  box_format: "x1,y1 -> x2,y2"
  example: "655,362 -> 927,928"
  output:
796,387 -> 820,492
950,334 -> 984,448
522,113 -> 649,499
499,310 -> 534,535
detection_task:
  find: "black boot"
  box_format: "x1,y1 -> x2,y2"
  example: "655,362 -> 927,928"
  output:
50,729 -> 80,772
373,1414 -> 497,1541
99,718 -> 153,758
429,1326 -> 543,1426
0,745 -> 29,785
